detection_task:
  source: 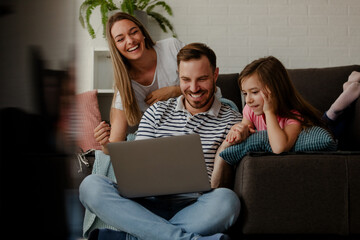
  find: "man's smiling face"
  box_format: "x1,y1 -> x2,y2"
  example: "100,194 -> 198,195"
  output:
179,55 -> 218,115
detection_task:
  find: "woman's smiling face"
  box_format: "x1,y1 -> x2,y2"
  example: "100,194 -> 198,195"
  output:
111,19 -> 145,60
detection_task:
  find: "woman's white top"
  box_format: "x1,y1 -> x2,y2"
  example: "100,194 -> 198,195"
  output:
114,38 -> 185,112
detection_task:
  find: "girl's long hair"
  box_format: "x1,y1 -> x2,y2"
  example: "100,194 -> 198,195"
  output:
106,12 -> 155,126
239,56 -> 325,128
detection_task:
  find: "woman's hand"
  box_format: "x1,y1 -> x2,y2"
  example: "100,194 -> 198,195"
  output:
145,86 -> 181,105
94,121 -> 111,146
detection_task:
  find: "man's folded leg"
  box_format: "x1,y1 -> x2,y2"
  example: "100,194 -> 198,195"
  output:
169,188 -> 240,236
79,174 -> 216,240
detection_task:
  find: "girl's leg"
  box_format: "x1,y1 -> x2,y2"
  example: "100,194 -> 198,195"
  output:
347,71 -> 360,84
326,82 -> 360,120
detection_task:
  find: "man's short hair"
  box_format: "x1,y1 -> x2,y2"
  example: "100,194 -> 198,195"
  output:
177,43 -> 217,72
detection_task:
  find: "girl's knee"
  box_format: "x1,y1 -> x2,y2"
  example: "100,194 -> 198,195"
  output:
348,71 -> 360,83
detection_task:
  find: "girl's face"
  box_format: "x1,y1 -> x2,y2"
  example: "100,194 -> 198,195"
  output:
241,73 -> 265,116
111,19 -> 145,61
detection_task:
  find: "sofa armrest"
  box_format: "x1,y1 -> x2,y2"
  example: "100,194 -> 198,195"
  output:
233,153 -> 360,235
348,155 -> 360,234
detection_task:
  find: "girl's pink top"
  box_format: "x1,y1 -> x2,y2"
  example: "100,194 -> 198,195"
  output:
242,104 -> 301,131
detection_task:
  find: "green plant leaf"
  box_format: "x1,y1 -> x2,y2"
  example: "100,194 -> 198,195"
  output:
147,1 -> 173,16
107,0 -> 118,10
147,11 -> 177,37
137,0 -> 151,10
121,0 -> 135,15
79,0 -> 177,39
86,5 -> 96,39
79,0 -> 96,29
100,4 -> 108,38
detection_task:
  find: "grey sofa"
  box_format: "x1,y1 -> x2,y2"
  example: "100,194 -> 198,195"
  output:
215,65 -> 360,239
96,65 -> 360,239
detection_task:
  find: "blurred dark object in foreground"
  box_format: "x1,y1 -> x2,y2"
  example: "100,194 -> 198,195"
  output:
0,108 -> 69,238
0,47 -> 73,239
0,2 -> 14,17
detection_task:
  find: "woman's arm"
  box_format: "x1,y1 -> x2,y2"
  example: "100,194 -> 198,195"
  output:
145,85 -> 181,105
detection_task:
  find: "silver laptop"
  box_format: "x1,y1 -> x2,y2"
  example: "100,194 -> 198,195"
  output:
107,134 -> 212,198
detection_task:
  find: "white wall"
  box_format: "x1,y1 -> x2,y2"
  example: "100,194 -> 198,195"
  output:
75,0 -> 360,93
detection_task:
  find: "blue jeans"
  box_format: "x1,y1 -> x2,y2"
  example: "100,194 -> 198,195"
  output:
79,174 -> 240,240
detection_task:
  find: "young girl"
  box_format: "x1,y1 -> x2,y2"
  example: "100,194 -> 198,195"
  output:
225,56 -> 325,154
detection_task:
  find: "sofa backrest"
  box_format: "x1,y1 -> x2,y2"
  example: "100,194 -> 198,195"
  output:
216,73 -> 242,111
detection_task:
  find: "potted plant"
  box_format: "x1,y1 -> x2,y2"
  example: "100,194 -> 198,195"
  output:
79,0 -> 176,39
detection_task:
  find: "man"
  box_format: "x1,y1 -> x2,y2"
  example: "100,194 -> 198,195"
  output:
79,43 -> 242,240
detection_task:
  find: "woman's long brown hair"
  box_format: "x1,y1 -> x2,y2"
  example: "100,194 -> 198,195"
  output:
106,12 -> 155,126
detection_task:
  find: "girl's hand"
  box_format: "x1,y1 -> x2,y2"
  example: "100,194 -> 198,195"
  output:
94,121 -> 111,146
145,86 -> 181,105
260,87 -> 275,114
225,123 -> 255,145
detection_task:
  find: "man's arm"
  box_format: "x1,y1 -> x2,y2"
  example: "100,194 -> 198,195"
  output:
211,140 -> 235,189
211,110 -> 245,189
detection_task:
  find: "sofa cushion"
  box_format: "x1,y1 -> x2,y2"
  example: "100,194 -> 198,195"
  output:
292,126 -> 337,152
220,126 -> 337,166
220,130 -> 272,166
76,90 -> 102,152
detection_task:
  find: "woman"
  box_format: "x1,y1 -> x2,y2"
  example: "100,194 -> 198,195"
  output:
94,12 -> 184,154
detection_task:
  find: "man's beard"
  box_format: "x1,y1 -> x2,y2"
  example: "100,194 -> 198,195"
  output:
184,82 -> 216,110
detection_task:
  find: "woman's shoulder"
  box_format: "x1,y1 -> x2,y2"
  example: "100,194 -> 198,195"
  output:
155,37 -> 185,52
155,37 -> 181,45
